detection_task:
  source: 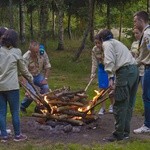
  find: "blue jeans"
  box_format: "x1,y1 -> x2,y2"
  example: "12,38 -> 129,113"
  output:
21,73 -> 49,109
0,90 -> 20,136
143,68 -> 150,128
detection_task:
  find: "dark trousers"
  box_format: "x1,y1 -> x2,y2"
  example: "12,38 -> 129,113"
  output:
113,65 -> 139,139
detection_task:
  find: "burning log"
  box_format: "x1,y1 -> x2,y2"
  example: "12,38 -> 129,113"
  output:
21,83 -> 110,125
32,113 -> 84,125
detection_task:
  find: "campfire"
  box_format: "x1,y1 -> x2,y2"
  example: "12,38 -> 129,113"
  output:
20,82 -> 110,126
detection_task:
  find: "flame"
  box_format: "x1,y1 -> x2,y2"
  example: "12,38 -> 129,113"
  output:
77,90 -> 103,113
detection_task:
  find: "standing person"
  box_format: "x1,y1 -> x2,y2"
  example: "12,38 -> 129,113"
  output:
0,29 -> 33,142
20,40 -> 51,113
0,27 -> 8,46
133,11 -> 150,134
90,35 -> 114,115
131,28 -> 144,85
97,29 -> 139,142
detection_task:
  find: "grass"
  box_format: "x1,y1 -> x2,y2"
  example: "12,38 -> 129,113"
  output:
4,38 -> 149,149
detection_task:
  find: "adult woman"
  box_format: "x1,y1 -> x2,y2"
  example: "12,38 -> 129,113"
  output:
0,29 -> 33,142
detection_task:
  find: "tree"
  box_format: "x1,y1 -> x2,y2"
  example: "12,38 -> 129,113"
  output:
55,0 -> 64,50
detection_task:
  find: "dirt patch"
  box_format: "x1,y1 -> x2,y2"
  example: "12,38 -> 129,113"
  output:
6,112 -> 150,145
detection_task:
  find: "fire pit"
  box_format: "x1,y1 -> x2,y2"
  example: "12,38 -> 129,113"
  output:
20,82 -> 110,126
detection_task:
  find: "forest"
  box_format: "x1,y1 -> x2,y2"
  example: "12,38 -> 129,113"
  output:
0,0 -> 148,59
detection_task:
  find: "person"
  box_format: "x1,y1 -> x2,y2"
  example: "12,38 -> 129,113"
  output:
133,11 -> 150,134
97,29 -> 139,142
90,35 -> 114,115
0,29 -> 33,142
20,40 -> 51,113
131,28 -> 144,86
0,27 -> 8,46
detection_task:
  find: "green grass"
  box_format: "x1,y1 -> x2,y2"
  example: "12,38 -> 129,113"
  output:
5,38 -> 148,149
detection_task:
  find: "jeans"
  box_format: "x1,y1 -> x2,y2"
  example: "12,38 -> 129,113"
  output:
0,90 -> 20,136
143,68 -> 150,128
21,73 -> 49,109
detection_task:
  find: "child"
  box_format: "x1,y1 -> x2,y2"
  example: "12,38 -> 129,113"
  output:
90,35 -> 114,115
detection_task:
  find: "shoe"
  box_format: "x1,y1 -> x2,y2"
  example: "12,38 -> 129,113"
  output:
108,105 -> 113,113
1,136 -> 8,143
20,107 -> 27,114
14,134 -> 27,142
124,134 -> 129,139
98,108 -> 105,115
103,135 -> 123,142
0,129 -> 11,135
133,125 -> 150,134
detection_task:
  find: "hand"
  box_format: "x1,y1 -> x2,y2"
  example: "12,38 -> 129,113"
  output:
90,73 -> 96,79
40,79 -> 48,85
109,79 -> 115,90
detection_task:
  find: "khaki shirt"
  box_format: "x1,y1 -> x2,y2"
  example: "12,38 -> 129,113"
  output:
103,39 -> 136,78
136,26 -> 150,65
91,46 -> 104,75
23,50 -> 51,76
130,41 -> 144,76
0,46 -> 33,91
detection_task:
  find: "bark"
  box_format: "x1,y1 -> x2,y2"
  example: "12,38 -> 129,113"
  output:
19,0 -> 26,43
55,0 -> 64,50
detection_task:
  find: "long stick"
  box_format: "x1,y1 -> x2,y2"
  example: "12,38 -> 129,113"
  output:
84,78 -> 94,92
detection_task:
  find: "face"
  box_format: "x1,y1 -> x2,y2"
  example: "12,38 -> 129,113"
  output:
133,16 -> 143,31
94,39 -> 102,49
29,42 -> 39,55
133,28 -> 142,40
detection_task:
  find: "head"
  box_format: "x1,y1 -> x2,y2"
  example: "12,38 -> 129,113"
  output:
29,40 -> 40,56
98,29 -> 113,42
1,29 -> 18,48
133,28 -> 142,41
0,27 -> 8,44
133,11 -> 149,31
94,34 -> 102,49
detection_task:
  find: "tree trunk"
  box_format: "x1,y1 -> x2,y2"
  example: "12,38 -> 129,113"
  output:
39,0 -> 49,46
19,0 -> 26,43
52,9 -> 56,39
55,0 -> 64,50
118,6 -> 123,41
106,0 -> 111,29
9,0 -> 14,29
73,0 -> 92,61
89,0 -> 95,42
67,13 -> 72,40
147,0 -> 150,23
30,10 -> 33,39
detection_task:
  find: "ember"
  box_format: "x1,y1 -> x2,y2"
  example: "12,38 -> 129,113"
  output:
20,82 -> 110,126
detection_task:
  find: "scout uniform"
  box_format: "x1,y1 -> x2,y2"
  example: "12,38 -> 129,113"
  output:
103,39 -> 139,140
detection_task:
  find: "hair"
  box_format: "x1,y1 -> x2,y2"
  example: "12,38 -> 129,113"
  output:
133,11 -> 149,23
0,27 -> 8,38
1,29 -> 18,48
98,29 -> 113,41
94,34 -> 102,41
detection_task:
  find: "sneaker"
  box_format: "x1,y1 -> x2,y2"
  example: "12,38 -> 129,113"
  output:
133,125 -> 150,134
0,129 -> 11,135
103,135 -> 123,142
20,107 -> 27,114
98,108 -> 105,115
1,136 -> 8,143
14,134 -> 27,142
108,105 -> 113,113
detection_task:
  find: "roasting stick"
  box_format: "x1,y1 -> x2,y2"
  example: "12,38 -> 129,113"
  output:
84,78 -> 94,92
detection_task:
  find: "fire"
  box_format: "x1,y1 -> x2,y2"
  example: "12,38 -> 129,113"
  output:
77,90 -> 103,114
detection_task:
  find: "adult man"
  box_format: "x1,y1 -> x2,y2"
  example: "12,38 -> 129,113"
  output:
133,11 -> 150,134
20,41 -> 51,113
97,29 -> 139,142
